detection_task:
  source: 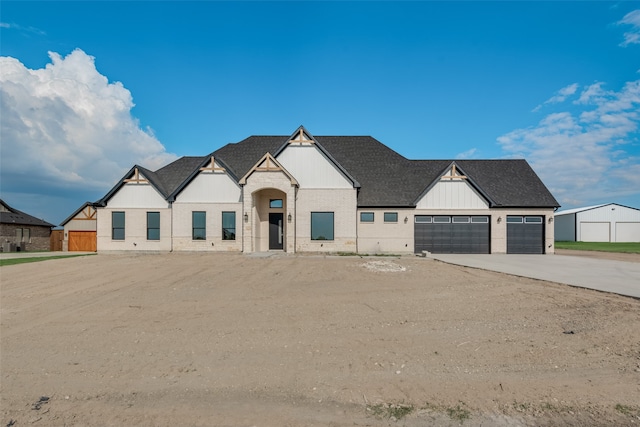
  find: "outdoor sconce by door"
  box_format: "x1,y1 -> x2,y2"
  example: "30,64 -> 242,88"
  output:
497,216 -> 502,223
287,213 -> 292,223
244,212 -> 248,223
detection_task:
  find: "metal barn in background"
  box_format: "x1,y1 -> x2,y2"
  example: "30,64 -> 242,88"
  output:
554,203 -> 640,242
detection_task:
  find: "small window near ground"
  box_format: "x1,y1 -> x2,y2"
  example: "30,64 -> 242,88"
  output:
433,216 -> 451,223
147,212 -> 160,240
222,211 -> 236,240
384,212 -> 398,223
269,199 -> 283,209
192,211 -> 206,240
415,216 -> 432,223
112,211 -> 125,240
507,216 -> 523,223
360,212 -> 374,222
525,216 -> 543,223
311,212 -> 334,240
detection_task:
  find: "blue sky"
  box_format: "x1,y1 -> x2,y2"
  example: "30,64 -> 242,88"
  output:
1,1 -> 639,225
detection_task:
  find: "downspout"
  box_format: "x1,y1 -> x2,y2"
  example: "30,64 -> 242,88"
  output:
169,200 -> 174,252
240,186 -> 245,253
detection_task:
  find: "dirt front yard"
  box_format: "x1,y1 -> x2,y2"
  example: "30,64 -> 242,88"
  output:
1,253 -> 639,426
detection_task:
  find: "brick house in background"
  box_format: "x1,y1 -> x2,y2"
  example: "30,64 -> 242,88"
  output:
89,126 -> 560,255
0,199 -> 54,252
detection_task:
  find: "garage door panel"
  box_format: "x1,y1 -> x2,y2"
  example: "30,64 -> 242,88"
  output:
580,222 -> 610,242
616,222 -> 640,242
68,231 -> 97,252
507,216 -> 544,254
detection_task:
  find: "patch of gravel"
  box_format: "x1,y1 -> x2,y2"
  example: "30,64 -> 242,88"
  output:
362,260 -> 407,272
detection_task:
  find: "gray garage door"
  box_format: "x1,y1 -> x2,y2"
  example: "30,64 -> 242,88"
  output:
506,216 -> 544,254
414,215 -> 490,254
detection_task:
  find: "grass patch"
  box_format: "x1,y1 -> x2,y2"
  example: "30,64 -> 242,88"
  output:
555,241 -> 640,254
446,402 -> 471,422
615,403 -> 640,417
0,254 -> 95,267
367,402 -> 414,420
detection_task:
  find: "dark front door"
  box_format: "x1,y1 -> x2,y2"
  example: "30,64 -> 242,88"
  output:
269,213 -> 284,250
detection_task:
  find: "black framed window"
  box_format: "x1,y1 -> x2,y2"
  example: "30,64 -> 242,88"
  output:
147,212 -> 160,240
192,211 -> 206,240
222,211 -> 236,240
360,212 -> 374,222
112,211 -> 125,240
269,199 -> 283,208
384,212 -> 398,223
311,212 -> 334,240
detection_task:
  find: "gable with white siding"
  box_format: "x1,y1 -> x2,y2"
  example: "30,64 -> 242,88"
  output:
276,144 -> 352,189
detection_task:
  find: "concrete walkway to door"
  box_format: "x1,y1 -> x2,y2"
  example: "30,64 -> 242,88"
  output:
429,254 -> 640,299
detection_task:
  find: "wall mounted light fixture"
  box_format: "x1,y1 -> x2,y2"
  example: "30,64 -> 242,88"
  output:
548,217 -> 554,224
288,213 -> 292,223
497,216 -> 502,223
244,212 -> 248,223
404,216 -> 408,223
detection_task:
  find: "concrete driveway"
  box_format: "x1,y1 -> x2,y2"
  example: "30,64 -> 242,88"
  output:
430,254 -> 640,299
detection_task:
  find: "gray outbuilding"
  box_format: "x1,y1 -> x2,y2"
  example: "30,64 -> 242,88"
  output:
554,203 -> 640,242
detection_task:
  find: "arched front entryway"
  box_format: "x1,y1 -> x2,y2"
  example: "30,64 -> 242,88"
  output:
252,188 -> 287,252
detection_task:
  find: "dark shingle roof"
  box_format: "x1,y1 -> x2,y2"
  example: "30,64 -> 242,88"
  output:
100,131 -> 559,209
213,136 -> 286,179
0,199 -> 55,228
153,156 -> 207,196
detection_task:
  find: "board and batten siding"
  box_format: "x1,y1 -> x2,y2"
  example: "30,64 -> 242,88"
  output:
276,145 -> 352,189
174,171 -> 241,203
106,183 -> 168,209
415,180 -> 489,210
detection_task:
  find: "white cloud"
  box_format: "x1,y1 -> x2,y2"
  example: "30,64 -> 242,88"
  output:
618,9 -> 640,46
0,21 -> 46,35
0,49 -> 177,195
498,79 -> 640,208
532,83 -> 579,112
455,148 -> 477,159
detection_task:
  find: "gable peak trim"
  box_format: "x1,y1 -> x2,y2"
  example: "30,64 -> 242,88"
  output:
238,152 -> 299,186
123,167 -> 149,184
199,156 -> 226,173
440,163 -> 467,180
287,126 -> 315,145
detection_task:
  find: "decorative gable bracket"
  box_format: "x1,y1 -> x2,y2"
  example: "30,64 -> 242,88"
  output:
440,163 -> 467,180
123,167 -> 149,184
238,153 -> 299,186
199,156 -> 226,173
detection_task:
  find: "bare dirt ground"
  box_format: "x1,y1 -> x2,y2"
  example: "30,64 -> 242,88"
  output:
2,253 -> 639,427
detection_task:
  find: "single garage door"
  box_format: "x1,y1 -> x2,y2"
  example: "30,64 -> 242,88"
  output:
580,222 -> 610,242
507,216 -> 544,254
68,231 -> 97,252
615,222 -> 640,242
414,215 -> 490,254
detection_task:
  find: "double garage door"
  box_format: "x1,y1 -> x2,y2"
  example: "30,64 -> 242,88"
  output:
414,215 -> 545,254
414,216 -> 490,254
